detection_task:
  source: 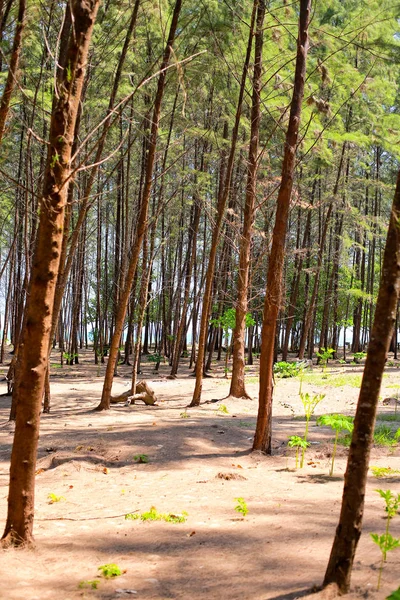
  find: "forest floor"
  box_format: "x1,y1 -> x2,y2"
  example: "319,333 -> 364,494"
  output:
0,348 -> 400,600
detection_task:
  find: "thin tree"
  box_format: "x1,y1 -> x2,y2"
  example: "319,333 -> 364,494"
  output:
322,167 -> 400,592
0,0 -> 26,144
253,0 -> 312,453
1,0 -> 100,547
229,0 -> 265,399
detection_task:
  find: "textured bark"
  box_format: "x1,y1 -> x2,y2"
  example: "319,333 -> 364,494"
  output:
253,0 -> 311,453
323,168 -> 400,593
97,0 -> 182,410
229,0 -> 265,399
0,0 -> 26,144
1,0 -> 100,547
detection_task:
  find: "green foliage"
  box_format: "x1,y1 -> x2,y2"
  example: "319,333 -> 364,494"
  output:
371,466 -> 400,478
216,404 -> 229,414
316,347 -> 335,373
374,425 -> 400,447
234,497 -> 248,517
62,351 -> 77,363
386,587 -> 400,600
180,410 -> 189,418
79,580 -> 100,589
274,361 -> 302,378
148,353 -> 163,363
370,489 -> 400,590
287,436 -> 310,469
317,414 -> 354,475
353,352 -> 367,363
301,372 -> 362,388
299,392 -> 325,467
47,493 -> 66,504
133,454 -> 149,463
125,507 -> 188,523
98,564 -> 122,578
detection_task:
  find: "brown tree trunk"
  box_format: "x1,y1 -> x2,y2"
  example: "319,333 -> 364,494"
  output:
97,0 -> 182,410
253,0 -> 311,453
229,0 -> 265,399
0,0 -> 26,144
323,167 -> 400,593
1,0 -> 100,547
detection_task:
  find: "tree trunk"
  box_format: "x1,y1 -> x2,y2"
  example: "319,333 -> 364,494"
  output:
253,0 -> 311,453
0,0 -> 26,144
1,0 -> 100,547
229,0 -> 265,399
323,167 -> 400,593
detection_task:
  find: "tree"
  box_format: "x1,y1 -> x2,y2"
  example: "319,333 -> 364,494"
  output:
229,0 -> 265,399
0,0 -> 26,144
1,0 -> 100,547
253,0 -> 312,454
322,167 -> 400,593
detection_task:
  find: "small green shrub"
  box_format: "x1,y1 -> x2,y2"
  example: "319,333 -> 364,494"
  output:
299,392 -> 325,467
217,404 -> 229,414
234,497 -> 248,517
374,425 -> 399,447
125,507 -> 188,523
79,580 -> 100,589
287,436 -> 309,469
133,454 -> 149,463
317,414 -> 354,476
387,587 -> 400,600
371,466 -> 400,478
370,489 -> 400,590
98,564 -> 122,578
47,493 -> 66,504
353,351 -> 367,363
273,361 -> 301,378
316,347 -> 334,372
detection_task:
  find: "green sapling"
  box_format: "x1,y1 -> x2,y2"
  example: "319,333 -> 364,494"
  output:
316,414 -> 354,476
370,489 -> 400,590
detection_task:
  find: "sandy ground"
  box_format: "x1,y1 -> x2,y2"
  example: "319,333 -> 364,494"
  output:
0,349 -> 399,600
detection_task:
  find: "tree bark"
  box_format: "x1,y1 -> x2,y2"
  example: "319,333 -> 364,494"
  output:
323,167 -> 400,593
1,0 -> 100,547
253,0 -> 311,453
0,0 -> 26,144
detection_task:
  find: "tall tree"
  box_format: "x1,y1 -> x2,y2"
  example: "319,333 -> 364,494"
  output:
0,0 -> 26,144
1,0 -> 100,547
253,0 -> 312,453
323,167 -> 400,592
229,0 -> 266,399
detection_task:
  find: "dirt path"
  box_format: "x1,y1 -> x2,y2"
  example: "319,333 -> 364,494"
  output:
1,351 -> 399,599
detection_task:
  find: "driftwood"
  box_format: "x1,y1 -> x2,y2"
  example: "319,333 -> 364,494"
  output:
383,396 -> 400,406
110,380 -> 157,406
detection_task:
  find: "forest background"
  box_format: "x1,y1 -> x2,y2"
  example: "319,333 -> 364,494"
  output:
1,0 -> 400,597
